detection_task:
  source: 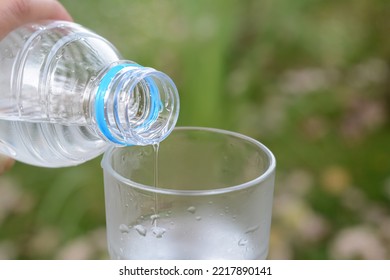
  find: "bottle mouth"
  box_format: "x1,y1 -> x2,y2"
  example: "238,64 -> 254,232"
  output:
95,63 -> 179,146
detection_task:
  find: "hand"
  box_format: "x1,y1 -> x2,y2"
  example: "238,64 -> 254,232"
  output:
0,0 -> 72,39
0,155 -> 14,174
0,0 -> 72,173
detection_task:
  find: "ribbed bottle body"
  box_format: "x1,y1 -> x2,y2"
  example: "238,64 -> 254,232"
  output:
0,21 -> 122,124
0,121 -> 107,167
0,21 -> 179,167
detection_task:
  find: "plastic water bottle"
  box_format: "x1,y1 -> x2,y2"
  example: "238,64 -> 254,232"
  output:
0,21 -> 179,167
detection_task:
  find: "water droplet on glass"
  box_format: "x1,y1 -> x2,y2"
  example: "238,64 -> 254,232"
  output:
245,225 -> 260,234
196,216 -> 202,221
187,206 -> 196,214
152,226 -> 166,238
238,238 -> 248,246
150,214 -> 160,224
134,224 -> 147,236
119,224 -> 130,234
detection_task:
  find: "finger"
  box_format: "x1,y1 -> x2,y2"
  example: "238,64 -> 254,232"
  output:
0,155 -> 15,174
0,0 -> 73,38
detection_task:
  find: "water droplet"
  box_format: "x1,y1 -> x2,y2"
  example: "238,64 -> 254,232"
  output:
238,238 -> 248,246
187,206 -> 196,214
245,225 -> 260,234
119,224 -> 130,234
152,226 -> 166,238
134,224 -> 147,236
196,216 -> 202,221
150,214 -> 160,224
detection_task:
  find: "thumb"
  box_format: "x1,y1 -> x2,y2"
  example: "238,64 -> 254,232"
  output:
0,0 -> 73,39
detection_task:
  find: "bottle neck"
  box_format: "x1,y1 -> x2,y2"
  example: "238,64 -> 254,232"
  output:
93,62 -> 179,146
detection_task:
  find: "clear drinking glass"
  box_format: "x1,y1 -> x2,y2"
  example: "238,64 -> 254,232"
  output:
101,127 -> 276,259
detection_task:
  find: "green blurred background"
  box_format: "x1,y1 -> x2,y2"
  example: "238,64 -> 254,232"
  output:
1,0 -> 390,259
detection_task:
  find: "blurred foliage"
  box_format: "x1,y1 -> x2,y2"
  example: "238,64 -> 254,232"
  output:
1,0 -> 390,259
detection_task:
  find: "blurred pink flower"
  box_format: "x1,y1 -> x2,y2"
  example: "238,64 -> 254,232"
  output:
329,226 -> 387,259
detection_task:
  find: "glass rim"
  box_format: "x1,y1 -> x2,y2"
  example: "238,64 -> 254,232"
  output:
101,126 -> 276,196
